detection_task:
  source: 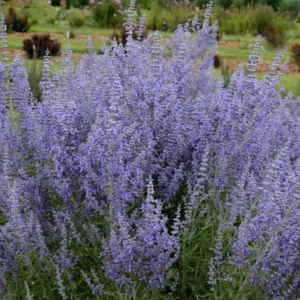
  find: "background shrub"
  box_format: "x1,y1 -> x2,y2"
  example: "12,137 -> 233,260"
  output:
252,5 -> 275,35
213,54 -> 222,68
23,34 -> 61,59
68,10 -> 85,27
91,0 -> 123,28
213,0 -> 284,10
264,18 -> 292,47
216,0 -> 233,9
69,29 -> 75,38
291,43 -> 300,72
47,17 -> 56,25
215,7 -> 250,35
67,0 -> 90,7
281,0 -> 300,16
147,3 -> 193,32
215,4 -> 293,37
5,7 -> 31,32
30,17 -> 38,25
51,0 -> 89,8
56,7 -> 67,20
51,0 -> 61,5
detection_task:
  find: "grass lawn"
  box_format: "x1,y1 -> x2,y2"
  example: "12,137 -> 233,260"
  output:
218,43 -> 282,61
214,69 -> 300,96
279,73 -> 300,96
30,22 -> 115,37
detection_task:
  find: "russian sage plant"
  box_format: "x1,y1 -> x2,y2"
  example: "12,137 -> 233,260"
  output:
0,1 -> 299,299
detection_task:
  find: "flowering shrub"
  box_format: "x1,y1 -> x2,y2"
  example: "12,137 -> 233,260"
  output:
0,0 -> 300,299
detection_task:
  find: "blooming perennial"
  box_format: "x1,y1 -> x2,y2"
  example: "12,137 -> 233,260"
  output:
0,1 -> 299,298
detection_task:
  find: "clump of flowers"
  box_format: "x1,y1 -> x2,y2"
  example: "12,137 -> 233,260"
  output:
102,178 -> 180,291
0,1 -> 299,299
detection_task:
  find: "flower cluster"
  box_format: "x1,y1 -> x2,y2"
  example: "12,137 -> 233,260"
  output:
102,178 -> 179,291
0,0 -> 299,298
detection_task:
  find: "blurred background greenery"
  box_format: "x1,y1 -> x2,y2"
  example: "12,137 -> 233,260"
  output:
1,0 -> 300,96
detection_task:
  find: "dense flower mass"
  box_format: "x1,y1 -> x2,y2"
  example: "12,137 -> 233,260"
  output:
0,0 -> 300,299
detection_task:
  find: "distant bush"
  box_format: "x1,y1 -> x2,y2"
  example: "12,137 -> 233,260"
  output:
5,7 -> 31,32
215,7 -> 250,35
68,10 -> 85,27
51,0 -> 61,5
216,0 -> 233,9
51,0 -> 89,7
30,17 -> 38,25
291,43 -> 300,72
264,18 -> 292,47
214,0 -> 282,10
147,3 -> 193,32
288,0 -> 300,15
252,5 -> 275,35
47,17 -> 56,25
23,34 -> 61,59
67,0 -> 90,7
213,54 -> 222,68
265,0 -> 281,10
70,29 -> 75,38
91,0 -> 124,28
56,7 -> 67,20
216,5 -> 293,38
264,25 -> 281,47
281,0 -> 300,16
